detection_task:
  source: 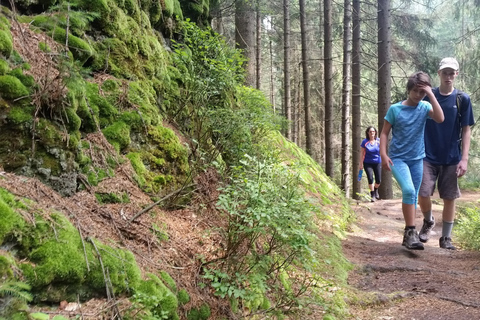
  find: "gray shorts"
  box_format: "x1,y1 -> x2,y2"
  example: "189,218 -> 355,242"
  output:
419,161 -> 460,200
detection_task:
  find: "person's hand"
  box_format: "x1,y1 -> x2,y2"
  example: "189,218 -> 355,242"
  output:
456,159 -> 468,177
381,156 -> 393,171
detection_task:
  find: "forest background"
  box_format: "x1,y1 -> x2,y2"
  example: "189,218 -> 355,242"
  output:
1,0 -> 480,319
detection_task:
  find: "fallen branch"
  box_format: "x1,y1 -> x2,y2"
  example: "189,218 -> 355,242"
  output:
127,183 -> 195,224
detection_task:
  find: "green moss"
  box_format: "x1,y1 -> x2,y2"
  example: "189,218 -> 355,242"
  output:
76,0 -> 111,16
0,29 -> 13,58
0,59 -> 9,75
102,121 -> 131,152
177,289 -> 190,305
51,28 -> 94,63
95,192 -> 130,204
8,68 -> 35,88
36,119 -> 63,147
173,0 -> 184,20
126,152 -> 147,187
7,105 -> 34,125
159,271 -> 177,292
0,75 -> 29,100
86,82 -> 118,128
163,0 -> 175,17
64,107 -> 82,132
0,189 -> 26,245
102,79 -> 120,91
136,273 -> 179,318
0,16 -> 10,31
38,41 -> 51,53
86,241 -> 141,293
187,304 -> 211,320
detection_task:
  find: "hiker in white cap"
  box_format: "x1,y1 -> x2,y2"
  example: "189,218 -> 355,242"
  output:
418,57 -> 475,250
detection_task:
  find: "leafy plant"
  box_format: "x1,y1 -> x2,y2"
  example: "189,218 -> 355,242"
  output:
455,205 -> 480,250
203,154 -> 325,317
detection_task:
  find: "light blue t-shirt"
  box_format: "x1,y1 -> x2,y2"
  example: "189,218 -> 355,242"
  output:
384,100 -> 432,161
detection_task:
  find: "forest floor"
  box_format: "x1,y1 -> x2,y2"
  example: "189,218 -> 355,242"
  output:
344,191 -> 480,320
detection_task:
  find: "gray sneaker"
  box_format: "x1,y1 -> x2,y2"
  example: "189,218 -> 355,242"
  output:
439,237 -> 456,250
402,228 -> 424,250
419,218 -> 435,243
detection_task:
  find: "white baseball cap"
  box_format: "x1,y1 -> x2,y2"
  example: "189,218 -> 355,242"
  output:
438,57 -> 459,71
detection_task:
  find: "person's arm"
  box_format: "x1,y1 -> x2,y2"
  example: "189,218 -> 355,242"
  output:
380,120 -> 393,171
424,86 -> 444,123
359,147 -> 366,169
457,125 -> 471,177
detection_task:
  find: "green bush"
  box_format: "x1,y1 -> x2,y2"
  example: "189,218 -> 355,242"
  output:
456,205 -> 480,250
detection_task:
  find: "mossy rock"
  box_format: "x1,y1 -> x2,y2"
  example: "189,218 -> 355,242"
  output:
102,121 -> 131,152
85,81 -> 118,128
136,273 -> 179,319
0,75 -> 29,100
51,27 -> 94,63
0,188 -> 27,245
0,59 -> 9,75
177,288 -> 190,305
0,29 -> 13,58
187,303 -> 211,320
8,68 -> 35,88
7,105 -> 34,125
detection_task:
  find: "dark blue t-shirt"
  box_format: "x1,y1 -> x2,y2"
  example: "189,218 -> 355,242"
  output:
424,88 -> 475,165
360,138 -> 381,164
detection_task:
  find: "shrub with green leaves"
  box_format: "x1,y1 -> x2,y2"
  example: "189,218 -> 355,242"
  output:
455,205 -> 480,250
204,154 -> 325,316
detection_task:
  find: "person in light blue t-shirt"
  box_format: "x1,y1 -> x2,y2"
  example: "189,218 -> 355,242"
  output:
380,71 -> 444,250
359,126 -> 381,202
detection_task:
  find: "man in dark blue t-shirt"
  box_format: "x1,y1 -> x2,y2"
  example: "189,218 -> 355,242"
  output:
418,57 -> 475,250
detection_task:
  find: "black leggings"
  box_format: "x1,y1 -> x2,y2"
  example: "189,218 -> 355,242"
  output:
364,162 -> 381,185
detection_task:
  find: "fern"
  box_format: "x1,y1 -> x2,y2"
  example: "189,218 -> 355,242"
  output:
0,281 -> 33,303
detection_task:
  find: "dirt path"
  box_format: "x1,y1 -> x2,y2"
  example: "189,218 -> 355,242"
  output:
344,192 -> 480,320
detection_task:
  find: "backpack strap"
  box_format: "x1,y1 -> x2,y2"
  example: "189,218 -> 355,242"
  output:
456,90 -> 464,142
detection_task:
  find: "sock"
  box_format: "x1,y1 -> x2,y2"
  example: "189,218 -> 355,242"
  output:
442,221 -> 454,238
405,226 -> 415,230
370,190 -> 375,197
423,210 -> 433,222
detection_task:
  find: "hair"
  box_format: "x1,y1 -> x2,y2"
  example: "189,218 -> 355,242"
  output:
406,71 -> 431,92
365,126 -> 377,140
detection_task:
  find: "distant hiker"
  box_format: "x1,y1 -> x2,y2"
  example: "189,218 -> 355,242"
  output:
359,126 -> 381,202
380,71 -> 444,250
418,57 -> 475,250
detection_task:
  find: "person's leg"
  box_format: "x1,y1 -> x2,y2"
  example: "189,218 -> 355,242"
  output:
391,159 -> 424,250
418,161 -> 438,220
437,165 -> 460,250
373,163 -> 381,199
364,163 -> 375,201
418,161 -> 438,242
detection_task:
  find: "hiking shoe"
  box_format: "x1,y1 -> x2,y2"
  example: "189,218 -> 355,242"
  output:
439,237 -> 456,250
402,229 -> 424,250
375,189 -> 380,200
419,218 -> 435,243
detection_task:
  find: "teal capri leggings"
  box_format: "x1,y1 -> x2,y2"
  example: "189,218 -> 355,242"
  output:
391,158 -> 423,205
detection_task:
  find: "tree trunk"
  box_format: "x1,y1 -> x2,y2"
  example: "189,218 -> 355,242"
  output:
284,0 -> 292,139
341,0 -> 352,195
377,0 -> 392,199
235,0 -> 256,86
351,0 -> 362,199
256,0 -> 262,90
299,0 -> 312,155
324,0 -> 334,177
